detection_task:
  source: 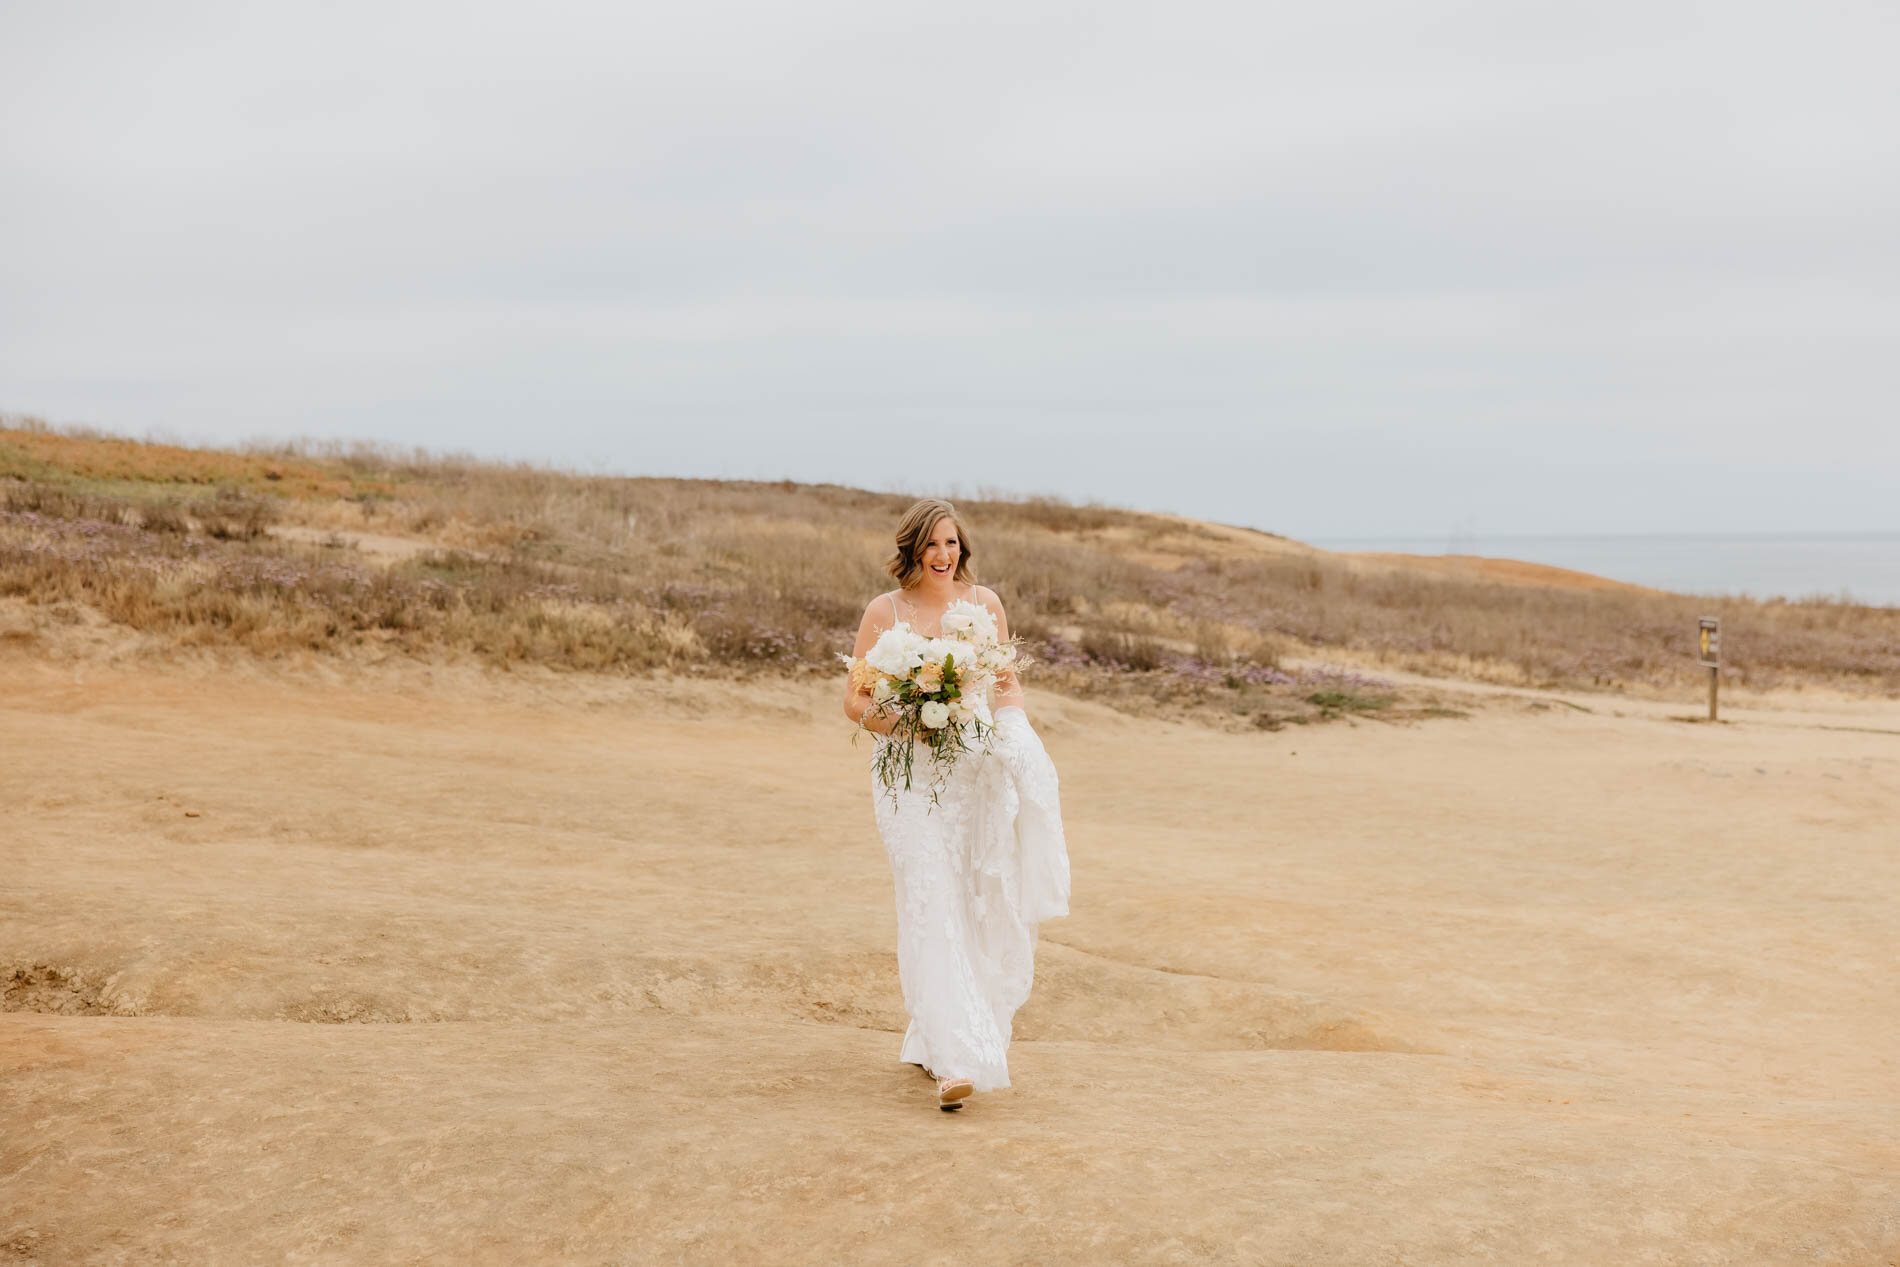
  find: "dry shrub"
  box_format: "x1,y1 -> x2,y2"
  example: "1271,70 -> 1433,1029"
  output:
4,422 -> 1899,701
1080,626 -> 1167,671
2,481 -> 133,523
981,497 -> 1124,535
139,501 -> 189,534
1192,620 -> 1282,670
191,489 -> 278,540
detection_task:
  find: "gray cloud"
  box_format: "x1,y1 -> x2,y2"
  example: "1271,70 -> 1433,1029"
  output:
4,0 -> 1897,536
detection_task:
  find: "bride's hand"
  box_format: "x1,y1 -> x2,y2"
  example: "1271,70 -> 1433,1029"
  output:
858,702 -> 899,736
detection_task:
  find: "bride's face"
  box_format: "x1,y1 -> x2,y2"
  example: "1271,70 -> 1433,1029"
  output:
919,517 -> 960,583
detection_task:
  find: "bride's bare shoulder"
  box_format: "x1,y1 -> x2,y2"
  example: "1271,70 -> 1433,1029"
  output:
969,584 -> 1007,617
859,590 -> 900,631
849,591 -> 901,657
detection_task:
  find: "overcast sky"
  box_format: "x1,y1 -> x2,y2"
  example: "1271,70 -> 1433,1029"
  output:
4,1 -> 1897,540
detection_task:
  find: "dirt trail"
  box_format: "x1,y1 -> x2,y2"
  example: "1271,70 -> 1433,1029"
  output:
3,654 -> 1897,1264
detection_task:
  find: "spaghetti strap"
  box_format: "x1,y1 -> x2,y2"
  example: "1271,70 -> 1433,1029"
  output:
887,592 -> 900,623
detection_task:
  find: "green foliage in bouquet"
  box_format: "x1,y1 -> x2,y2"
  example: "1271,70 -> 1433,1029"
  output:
857,651 -> 996,811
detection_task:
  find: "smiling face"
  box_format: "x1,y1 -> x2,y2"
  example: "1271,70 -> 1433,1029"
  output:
919,516 -> 961,583
884,497 -> 975,589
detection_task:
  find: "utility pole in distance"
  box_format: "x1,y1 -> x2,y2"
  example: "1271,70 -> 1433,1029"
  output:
1698,617 -> 1720,721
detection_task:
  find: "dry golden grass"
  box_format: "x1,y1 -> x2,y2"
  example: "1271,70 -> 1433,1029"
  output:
3,419 -> 1897,720
0,417 -> 376,500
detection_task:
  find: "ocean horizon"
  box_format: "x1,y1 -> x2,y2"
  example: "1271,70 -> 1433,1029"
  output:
1306,532 -> 1900,608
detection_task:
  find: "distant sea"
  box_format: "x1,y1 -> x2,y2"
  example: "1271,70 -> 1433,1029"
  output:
1307,533 -> 1900,608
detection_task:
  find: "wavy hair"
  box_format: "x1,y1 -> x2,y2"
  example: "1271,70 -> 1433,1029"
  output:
884,498 -> 976,588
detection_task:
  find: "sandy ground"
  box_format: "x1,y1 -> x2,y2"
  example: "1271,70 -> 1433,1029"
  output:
3,651 -> 1898,1266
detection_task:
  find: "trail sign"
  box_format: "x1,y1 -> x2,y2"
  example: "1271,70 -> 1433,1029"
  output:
1699,617 -> 1721,721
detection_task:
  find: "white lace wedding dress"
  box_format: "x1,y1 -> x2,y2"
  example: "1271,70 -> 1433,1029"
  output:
870,688 -> 1070,1092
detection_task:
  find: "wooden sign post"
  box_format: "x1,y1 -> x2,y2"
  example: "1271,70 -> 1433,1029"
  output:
1698,617 -> 1720,721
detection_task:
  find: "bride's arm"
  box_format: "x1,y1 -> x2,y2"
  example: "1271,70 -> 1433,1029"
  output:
842,599 -> 901,735
976,586 -> 1026,716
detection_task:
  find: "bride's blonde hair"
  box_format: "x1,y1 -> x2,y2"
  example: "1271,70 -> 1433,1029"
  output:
886,498 -> 977,588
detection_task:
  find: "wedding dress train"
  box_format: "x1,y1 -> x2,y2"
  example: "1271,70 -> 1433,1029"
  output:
870,705 -> 1070,1093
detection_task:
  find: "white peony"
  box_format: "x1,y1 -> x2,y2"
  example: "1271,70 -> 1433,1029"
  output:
865,623 -> 927,678
919,700 -> 951,729
940,599 -> 998,644
925,636 -> 981,670
938,605 -> 976,637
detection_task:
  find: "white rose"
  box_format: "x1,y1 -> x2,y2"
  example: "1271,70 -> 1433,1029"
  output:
865,624 -> 927,678
919,701 -> 951,729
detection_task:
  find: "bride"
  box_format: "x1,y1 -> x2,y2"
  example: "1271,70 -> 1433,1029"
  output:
841,498 -> 1071,1111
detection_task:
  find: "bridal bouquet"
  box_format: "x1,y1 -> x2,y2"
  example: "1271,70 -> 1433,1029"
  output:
842,598 -> 1024,806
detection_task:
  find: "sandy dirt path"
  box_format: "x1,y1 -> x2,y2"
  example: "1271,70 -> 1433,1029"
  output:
3,655 -> 1897,1264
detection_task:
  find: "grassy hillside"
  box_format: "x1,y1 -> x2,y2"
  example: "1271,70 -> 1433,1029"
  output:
3,419 -> 1896,725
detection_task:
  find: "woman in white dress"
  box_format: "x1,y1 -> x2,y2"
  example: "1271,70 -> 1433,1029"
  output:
841,499 -> 1071,1111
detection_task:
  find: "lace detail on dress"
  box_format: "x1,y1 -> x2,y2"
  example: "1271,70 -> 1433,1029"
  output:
870,701 -> 1070,1092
